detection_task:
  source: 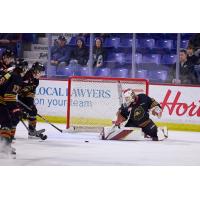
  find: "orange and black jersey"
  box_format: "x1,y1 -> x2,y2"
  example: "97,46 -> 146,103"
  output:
0,60 -> 7,74
119,93 -> 161,127
19,70 -> 39,98
0,71 -> 23,108
0,61 -> 13,86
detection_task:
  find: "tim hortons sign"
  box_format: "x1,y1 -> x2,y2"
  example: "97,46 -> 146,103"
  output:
149,85 -> 200,123
161,89 -> 200,117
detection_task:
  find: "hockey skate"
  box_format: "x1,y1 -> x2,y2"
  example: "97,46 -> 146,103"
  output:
28,129 -> 47,140
0,137 -> 16,159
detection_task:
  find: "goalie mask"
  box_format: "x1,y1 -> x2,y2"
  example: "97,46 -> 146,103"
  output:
123,89 -> 136,107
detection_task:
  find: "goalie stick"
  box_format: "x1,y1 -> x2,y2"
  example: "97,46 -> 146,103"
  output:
18,99 -> 69,133
117,80 -> 123,106
20,119 -> 47,140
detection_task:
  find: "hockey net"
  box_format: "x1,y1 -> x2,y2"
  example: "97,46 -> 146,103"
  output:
67,76 -> 149,131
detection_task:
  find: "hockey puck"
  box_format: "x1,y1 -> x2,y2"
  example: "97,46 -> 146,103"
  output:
41,135 -> 48,140
84,140 -> 89,143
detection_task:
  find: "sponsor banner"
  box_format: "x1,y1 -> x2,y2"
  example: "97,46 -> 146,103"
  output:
35,80 -> 68,116
36,79 -> 200,124
150,84 -> 200,124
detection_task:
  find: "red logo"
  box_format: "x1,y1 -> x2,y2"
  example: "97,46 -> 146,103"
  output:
160,89 -> 200,117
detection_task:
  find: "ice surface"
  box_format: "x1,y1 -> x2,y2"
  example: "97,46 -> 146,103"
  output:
0,122 -> 200,166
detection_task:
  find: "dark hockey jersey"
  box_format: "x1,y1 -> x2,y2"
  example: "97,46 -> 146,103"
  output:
0,61 -> 14,86
119,93 -> 161,127
0,71 -> 23,109
19,70 -> 39,98
0,60 -> 7,74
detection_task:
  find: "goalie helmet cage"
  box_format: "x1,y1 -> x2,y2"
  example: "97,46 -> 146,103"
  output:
67,76 -> 149,130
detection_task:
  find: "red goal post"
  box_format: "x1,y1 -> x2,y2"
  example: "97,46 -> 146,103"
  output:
67,76 -> 149,130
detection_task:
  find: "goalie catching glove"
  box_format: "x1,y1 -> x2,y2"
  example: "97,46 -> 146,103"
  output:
151,106 -> 162,119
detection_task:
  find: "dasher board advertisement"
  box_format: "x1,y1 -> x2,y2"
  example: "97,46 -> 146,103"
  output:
35,79 -> 200,124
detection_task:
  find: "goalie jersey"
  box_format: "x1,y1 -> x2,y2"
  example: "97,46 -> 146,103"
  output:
119,93 -> 161,128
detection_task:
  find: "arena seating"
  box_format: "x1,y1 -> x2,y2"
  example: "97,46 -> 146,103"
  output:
94,67 -> 111,77
125,53 -> 142,64
136,69 -> 148,78
104,37 -> 120,48
160,54 -> 177,65
17,33 -> 199,84
111,67 -> 129,78
155,40 -> 174,50
106,52 -> 126,65
119,38 -> 134,48
79,66 -> 90,76
149,70 -> 168,82
56,66 -> 74,77
137,39 -> 155,49
141,54 -> 161,64
68,36 -> 76,46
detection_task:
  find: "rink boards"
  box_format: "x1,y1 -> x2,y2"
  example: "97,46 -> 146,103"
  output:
34,79 -> 200,131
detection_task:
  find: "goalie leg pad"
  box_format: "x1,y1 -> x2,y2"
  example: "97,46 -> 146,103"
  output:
100,126 -> 144,140
100,126 -> 168,141
157,126 -> 168,140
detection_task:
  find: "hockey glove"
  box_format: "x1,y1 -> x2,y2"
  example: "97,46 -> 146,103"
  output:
151,106 -> 162,119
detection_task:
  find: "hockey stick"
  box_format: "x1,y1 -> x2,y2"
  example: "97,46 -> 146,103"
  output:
20,119 -> 47,140
17,99 -> 69,133
117,80 -> 123,106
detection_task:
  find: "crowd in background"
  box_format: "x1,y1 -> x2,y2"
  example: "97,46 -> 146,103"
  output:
0,33 -> 200,85
50,35 -> 105,68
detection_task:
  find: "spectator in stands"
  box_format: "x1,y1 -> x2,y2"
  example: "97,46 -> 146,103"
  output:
169,49 -> 197,84
51,35 -> 71,67
188,33 -> 200,51
93,38 -> 106,68
187,45 -> 200,65
69,37 -> 89,66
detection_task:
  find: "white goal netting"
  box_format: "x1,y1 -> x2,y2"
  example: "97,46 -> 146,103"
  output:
67,76 -> 149,129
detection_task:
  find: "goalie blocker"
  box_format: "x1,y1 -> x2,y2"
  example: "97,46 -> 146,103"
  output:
100,126 -> 168,141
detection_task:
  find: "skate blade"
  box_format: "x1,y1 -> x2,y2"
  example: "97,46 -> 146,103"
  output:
28,135 -> 39,140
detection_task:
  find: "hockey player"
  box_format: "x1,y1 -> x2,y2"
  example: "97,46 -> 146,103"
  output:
18,62 -> 45,138
114,89 -> 162,141
0,49 -> 15,73
0,59 -> 29,155
0,49 -> 15,86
